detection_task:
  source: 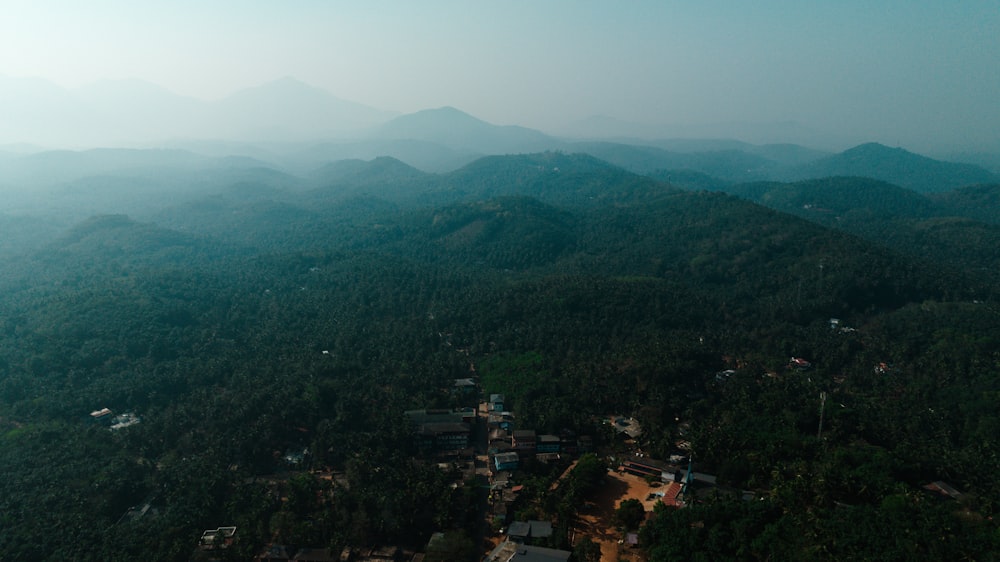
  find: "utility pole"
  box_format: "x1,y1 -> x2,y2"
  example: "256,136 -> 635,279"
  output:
817,391 -> 827,440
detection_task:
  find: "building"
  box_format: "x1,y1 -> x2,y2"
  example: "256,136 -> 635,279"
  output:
90,407 -> 113,424
607,416 -> 643,439
198,526 -> 237,550
405,409 -> 474,452
488,411 -> 515,430
355,545 -> 401,561
404,408 -> 473,426
621,456 -> 675,482
512,429 -> 536,451
416,422 -> 471,451
536,434 -> 560,453
789,357 -> 812,370
485,540 -> 570,562
494,451 -> 520,471
678,469 -> 717,486
109,412 -> 140,430
924,481 -> 963,500
490,394 -> 505,412
507,520 -> 553,544
453,378 -> 477,394
292,547 -> 338,561
489,427 -> 511,446
660,481 -> 684,507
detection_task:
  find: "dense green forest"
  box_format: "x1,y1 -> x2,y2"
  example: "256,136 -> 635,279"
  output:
0,152 -> 998,560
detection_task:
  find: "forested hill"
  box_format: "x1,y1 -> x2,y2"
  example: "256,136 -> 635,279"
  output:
930,183 -> 1000,225
784,142 -> 998,192
0,153 -> 997,560
723,176 -> 1000,287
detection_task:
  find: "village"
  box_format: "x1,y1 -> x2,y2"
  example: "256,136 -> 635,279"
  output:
81,327 -> 975,562
96,337 -> 971,562
471,390 -> 719,562
179,375 -> 724,562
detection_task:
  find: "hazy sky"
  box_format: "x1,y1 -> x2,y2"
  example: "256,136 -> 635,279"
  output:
2,0 -> 999,151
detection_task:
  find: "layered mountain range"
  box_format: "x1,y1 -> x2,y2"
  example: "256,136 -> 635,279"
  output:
4,75 -> 999,177
1,115 -> 999,558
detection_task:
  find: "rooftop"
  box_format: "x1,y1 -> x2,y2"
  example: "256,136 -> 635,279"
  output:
485,540 -> 570,562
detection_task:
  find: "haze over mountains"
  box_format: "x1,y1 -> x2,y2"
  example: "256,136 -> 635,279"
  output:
4,76 -> 1000,561
0,75 -> 396,147
2,74 -> 1000,298
4,2 -> 1000,558
4,75 -> 999,172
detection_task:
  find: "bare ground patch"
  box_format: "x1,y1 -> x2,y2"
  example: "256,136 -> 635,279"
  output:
574,470 -> 656,561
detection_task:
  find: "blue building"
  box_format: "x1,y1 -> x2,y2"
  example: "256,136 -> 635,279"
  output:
494,451 -> 520,471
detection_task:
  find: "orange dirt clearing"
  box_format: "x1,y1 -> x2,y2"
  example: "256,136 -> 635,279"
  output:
573,469 -> 661,561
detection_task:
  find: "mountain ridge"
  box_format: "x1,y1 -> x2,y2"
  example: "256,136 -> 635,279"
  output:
373,106 -> 560,154
786,142 -> 998,192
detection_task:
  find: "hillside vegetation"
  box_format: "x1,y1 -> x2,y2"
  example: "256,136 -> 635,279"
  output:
0,152 -> 997,560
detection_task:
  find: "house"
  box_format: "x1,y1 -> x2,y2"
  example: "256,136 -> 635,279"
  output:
90,407 -> 113,424
198,526 -> 237,550
457,407 -> 476,424
354,545 -> 401,561
453,378 -> 476,394
507,520 -> 553,544
789,357 -> 812,369
506,521 -> 530,542
715,369 -> 737,382
494,451 -> 520,471
512,429 -> 536,451
536,434 -> 560,454
404,408 -> 467,426
679,470 -> 717,486
660,481 -> 684,507
109,412 -> 140,430
489,427 -> 511,444
488,411 -> 515,430
405,409 -> 473,452
607,416 -> 643,439
490,394 -> 505,412
923,481 -> 963,500
556,429 -> 578,454
293,547 -> 338,562
484,540 -> 570,562
535,452 -> 560,463
416,422 -> 471,451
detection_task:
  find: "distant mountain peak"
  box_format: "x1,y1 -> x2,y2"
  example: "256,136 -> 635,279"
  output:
220,76 -> 341,101
792,142 -> 998,192
311,155 -> 428,187
427,105 -> 470,115
241,75 -> 324,93
375,107 -> 558,154
385,106 -> 489,128
267,75 -> 306,85
844,142 -> 907,154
